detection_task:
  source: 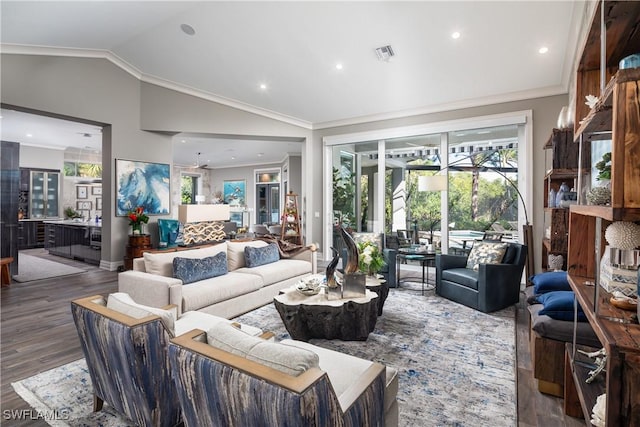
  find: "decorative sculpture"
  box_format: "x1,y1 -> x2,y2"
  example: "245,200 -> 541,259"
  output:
325,247 -> 340,288
548,254 -> 564,271
578,347 -> 607,384
325,247 -> 342,300
340,227 -> 359,274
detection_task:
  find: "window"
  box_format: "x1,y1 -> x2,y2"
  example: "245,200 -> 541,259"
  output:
181,175 -> 199,204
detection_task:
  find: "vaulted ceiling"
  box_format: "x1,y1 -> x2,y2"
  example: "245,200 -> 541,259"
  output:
1,1 -> 583,167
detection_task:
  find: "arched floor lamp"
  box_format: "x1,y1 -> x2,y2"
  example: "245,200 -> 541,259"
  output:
418,170 -> 534,284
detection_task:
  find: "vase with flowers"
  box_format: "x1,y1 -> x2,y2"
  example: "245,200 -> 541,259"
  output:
357,241 -> 385,277
127,206 -> 149,235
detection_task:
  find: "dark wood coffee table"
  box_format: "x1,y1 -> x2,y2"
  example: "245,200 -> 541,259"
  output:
273,288 -> 378,341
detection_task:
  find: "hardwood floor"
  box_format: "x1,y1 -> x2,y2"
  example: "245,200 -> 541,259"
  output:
1,252 -> 585,426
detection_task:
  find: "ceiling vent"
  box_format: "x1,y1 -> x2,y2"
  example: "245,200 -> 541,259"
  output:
375,45 -> 395,61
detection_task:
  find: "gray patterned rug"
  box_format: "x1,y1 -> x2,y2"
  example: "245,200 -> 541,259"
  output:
12,283 -> 516,426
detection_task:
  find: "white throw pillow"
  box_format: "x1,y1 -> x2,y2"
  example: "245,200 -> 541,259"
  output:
107,292 -> 175,336
226,240 -> 268,271
207,322 -> 318,376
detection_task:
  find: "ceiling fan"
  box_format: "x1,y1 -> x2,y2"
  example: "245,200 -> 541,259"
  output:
195,152 -> 209,169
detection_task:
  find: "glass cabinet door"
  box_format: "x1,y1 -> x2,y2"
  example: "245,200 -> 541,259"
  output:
30,171 -> 46,218
29,170 -> 60,218
45,172 -> 59,217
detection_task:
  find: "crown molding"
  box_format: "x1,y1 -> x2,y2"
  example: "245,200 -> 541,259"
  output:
1,44 -> 313,130
313,85 -> 567,130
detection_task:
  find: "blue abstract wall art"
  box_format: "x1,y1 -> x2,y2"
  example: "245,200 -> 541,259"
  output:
116,159 -> 170,216
223,180 -> 246,206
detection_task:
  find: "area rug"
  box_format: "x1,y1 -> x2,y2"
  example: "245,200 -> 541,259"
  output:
12,285 -> 516,426
12,254 -> 86,283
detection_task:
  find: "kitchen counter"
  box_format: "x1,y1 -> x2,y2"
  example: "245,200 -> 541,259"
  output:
19,217 -> 62,222
43,219 -> 102,228
44,221 -> 101,265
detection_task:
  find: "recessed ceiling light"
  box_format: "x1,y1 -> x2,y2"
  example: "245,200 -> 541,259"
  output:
231,156 -> 236,160
26,133 -> 33,137
538,46 -> 549,54
477,130 -> 491,134
181,140 -> 186,143
259,83 -> 267,90
257,153 -> 264,157
451,31 -> 461,39
335,63 -> 343,70
180,24 -> 196,36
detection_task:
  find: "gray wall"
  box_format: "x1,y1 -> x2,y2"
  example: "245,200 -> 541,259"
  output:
2,52 -> 566,273
1,54 -> 311,269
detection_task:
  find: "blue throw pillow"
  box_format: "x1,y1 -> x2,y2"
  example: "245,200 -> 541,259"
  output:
530,271 -> 571,294
245,243 -> 279,268
536,291 -> 587,322
173,252 -> 228,284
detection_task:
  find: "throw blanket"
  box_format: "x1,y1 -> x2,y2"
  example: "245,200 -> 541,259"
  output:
258,236 -> 311,258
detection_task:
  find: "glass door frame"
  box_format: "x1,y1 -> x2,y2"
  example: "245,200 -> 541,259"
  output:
323,110 -> 533,261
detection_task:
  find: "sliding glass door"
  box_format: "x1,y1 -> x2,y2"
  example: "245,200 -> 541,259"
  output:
324,113 -> 529,259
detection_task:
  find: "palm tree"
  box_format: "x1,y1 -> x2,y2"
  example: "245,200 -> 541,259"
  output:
468,152 -> 493,221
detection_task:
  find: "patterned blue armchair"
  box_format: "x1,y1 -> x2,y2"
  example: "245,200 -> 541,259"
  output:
71,295 -> 181,427
168,324 -> 398,426
71,294 -> 265,426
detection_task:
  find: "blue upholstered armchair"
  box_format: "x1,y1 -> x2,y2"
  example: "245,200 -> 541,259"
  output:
435,242 -> 527,313
168,324 -> 398,426
71,294 -> 265,426
341,232 -> 398,288
71,295 -> 182,427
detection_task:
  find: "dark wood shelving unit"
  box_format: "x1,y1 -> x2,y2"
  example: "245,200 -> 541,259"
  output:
563,2 -> 640,425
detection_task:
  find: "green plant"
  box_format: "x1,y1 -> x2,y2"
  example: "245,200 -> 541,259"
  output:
357,241 -> 385,275
595,152 -> 611,181
64,207 -> 82,219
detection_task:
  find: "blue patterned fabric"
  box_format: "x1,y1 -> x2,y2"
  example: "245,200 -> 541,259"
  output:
168,341 -> 384,426
245,243 -> 279,268
71,300 -> 181,427
173,252 -> 227,284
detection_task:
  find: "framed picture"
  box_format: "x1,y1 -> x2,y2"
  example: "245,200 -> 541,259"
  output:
96,197 -> 102,210
91,186 -> 102,196
76,186 -> 88,199
115,159 -> 170,216
223,180 -> 246,206
77,201 -> 92,210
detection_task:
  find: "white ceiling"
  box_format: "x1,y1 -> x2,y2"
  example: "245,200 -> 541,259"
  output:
1,1 -> 582,167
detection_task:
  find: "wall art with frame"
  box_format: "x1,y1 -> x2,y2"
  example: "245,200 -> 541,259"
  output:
115,159 -> 170,216
223,180 -> 246,206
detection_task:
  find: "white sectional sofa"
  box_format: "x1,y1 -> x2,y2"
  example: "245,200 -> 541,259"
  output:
118,240 -> 317,319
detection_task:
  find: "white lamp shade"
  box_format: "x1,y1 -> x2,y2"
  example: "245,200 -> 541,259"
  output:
178,204 -> 230,223
418,175 -> 447,192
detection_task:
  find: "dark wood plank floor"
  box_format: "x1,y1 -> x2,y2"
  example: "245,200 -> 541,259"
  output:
1,252 -> 585,426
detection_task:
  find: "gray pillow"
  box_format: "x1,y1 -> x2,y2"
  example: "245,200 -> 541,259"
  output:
173,252 -> 227,284
244,243 -> 279,268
